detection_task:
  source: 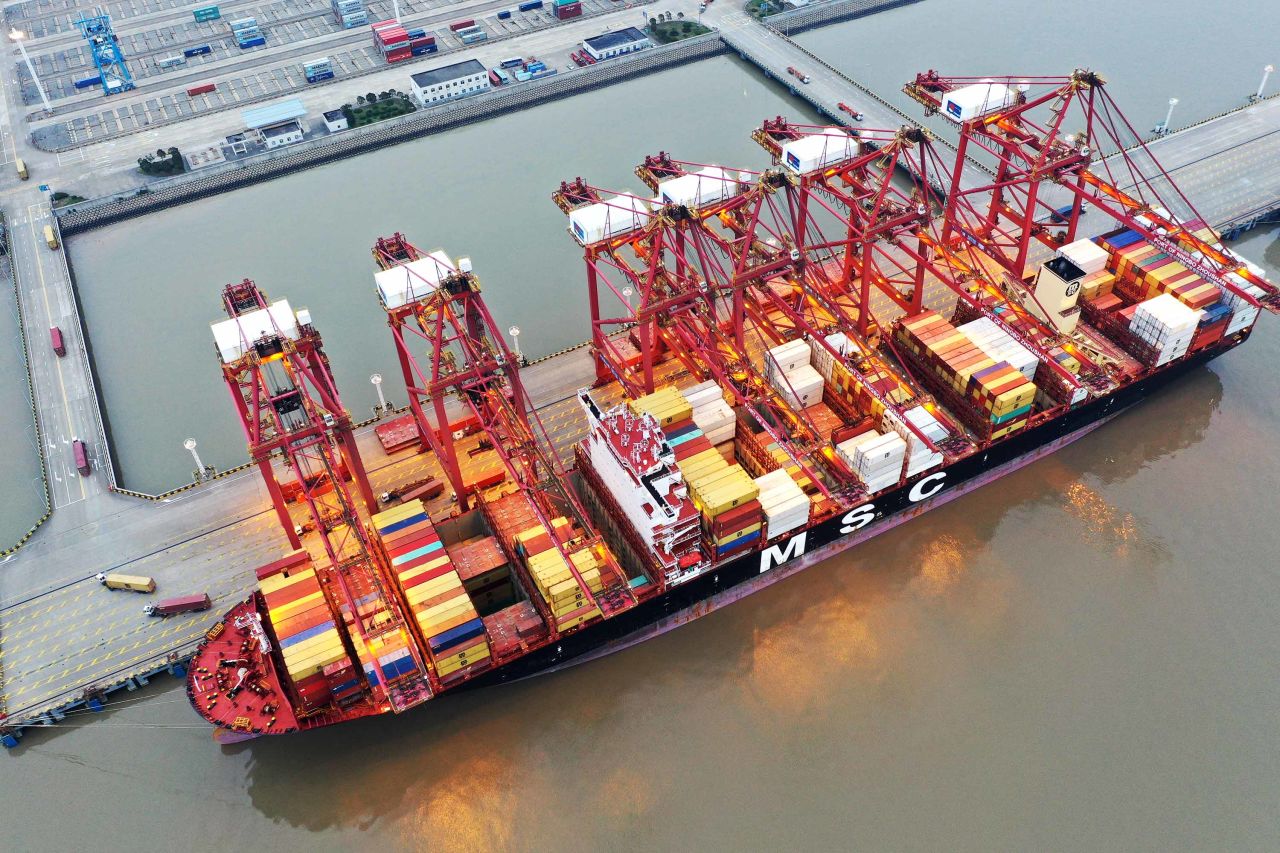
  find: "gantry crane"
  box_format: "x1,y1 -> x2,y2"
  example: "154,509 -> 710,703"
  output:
370,234 -> 637,627
215,279 -> 429,711
74,10 -> 134,95
904,68 -> 1280,315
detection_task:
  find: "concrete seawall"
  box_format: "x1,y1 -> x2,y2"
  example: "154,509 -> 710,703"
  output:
56,0 -> 924,235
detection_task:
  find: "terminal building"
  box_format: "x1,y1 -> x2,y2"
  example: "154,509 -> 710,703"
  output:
410,59 -> 490,105
242,99 -> 307,150
582,27 -> 652,61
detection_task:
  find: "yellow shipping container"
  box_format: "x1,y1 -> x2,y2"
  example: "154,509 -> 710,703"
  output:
398,554 -> 454,585
415,591 -> 472,620
258,567 -> 315,596
714,522 -> 762,546
407,576 -> 462,606
282,631 -> 343,665
557,608 -> 602,632
436,645 -> 491,676
267,589 -> 325,622
418,601 -> 477,633
372,501 -> 426,527
286,643 -> 348,675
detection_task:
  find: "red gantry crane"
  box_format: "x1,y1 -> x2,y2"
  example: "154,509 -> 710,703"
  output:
903,69 -> 1280,313
370,234 -> 638,625
215,279 -> 432,711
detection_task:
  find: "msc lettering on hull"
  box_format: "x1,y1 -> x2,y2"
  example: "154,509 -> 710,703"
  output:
767,473 -> 951,573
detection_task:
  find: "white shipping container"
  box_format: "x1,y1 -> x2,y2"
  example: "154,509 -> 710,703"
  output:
780,129 -> 857,174
1058,238 -> 1108,274
765,339 -> 811,377
939,81 -> 1012,122
776,364 -> 824,409
568,195 -> 651,245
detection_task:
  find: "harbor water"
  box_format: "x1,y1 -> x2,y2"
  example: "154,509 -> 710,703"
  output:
3,0 -> 1280,848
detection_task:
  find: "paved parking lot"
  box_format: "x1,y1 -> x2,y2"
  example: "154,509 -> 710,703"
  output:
11,0 -> 649,147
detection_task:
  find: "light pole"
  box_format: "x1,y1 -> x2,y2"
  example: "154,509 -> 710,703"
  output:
1255,64 -> 1274,102
184,438 -> 210,482
622,286 -> 634,312
370,373 -> 389,417
508,325 -> 523,364
10,29 -> 52,114
392,0 -> 401,22
1154,97 -> 1178,136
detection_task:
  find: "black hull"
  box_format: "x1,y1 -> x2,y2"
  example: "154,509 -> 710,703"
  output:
451,334 -> 1244,690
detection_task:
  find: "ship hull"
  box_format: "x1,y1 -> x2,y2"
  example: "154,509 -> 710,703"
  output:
202,332 -> 1243,736
458,333 -> 1242,688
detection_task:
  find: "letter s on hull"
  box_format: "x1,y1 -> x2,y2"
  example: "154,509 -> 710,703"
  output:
908,472 -> 946,502
839,503 -> 876,535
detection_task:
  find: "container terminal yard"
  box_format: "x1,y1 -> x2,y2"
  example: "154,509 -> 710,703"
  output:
1,0 -> 1280,748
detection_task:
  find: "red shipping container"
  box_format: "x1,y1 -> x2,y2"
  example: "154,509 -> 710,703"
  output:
400,560 -> 459,590
186,82 -> 216,96
449,19 -> 476,31
385,48 -> 411,63
256,550 -> 311,582
263,576 -> 320,611
385,532 -> 441,560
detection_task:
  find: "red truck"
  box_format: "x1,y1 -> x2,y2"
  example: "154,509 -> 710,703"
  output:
50,326 -> 65,357
72,439 -> 91,476
145,592 -> 212,617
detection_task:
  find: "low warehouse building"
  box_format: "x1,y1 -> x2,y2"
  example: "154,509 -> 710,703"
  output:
582,27 -> 652,61
242,99 -> 307,149
410,59 -> 490,106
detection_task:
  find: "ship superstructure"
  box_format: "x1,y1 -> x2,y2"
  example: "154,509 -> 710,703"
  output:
188,70 -> 1277,739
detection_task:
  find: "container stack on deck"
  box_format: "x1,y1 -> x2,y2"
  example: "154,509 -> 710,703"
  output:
766,340 -> 824,410
371,502 -> 491,681
258,553 -> 355,713
514,521 -> 604,632
894,311 -> 1037,440
835,430 -> 906,492
676,441 -> 761,560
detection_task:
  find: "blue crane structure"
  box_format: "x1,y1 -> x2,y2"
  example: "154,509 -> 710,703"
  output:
75,10 -> 134,95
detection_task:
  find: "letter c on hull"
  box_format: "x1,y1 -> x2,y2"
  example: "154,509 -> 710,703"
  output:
908,472 -> 946,502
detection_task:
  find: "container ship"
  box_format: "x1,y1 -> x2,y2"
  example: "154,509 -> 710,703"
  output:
186,70 -> 1278,741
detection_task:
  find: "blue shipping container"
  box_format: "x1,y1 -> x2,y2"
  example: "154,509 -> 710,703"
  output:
183,44 -> 212,57
238,36 -> 266,48
497,9 -> 512,18
306,71 -> 335,83
405,28 -> 426,37
411,44 -> 438,56
518,0 -> 543,9
526,61 -> 545,73
74,76 -> 102,89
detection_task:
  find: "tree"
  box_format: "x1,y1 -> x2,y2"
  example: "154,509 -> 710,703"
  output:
366,92 -> 378,104
156,148 -> 166,158
356,95 -> 365,105
677,11 -> 684,18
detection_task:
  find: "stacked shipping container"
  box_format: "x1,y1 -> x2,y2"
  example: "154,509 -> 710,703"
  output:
332,0 -> 368,28
372,502 -> 492,680
257,552 -> 356,713
513,519 -> 603,632
895,310 -> 1038,440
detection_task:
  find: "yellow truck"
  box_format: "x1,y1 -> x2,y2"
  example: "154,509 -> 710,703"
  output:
43,224 -> 58,250
15,158 -> 28,180
96,572 -> 156,593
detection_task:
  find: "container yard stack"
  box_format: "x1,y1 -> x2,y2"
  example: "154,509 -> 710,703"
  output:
1126,294 -> 1201,366
332,0 -> 368,28
193,5 -> 221,23
553,0 -> 583,19
457,25 -> 488,45
882,405 -> 947,477
371,501 -> 492,682
229,17 -> 265,49
372,20 -> 411,63
405,29 -> 437,56
257,552 -> 356,713
302,57 -> 334,83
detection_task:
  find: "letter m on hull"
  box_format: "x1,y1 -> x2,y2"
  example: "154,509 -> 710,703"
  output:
759,532 -> 808,573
